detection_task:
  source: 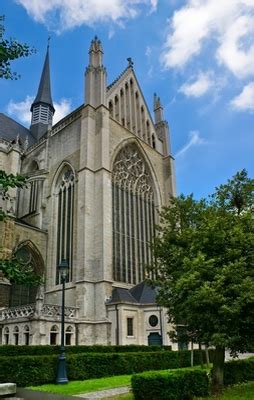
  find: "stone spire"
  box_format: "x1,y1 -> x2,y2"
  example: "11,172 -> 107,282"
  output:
153,93 -> 164,124
85,36 -> 107,108
30,42 -> 55,140
153,93 -> 170,156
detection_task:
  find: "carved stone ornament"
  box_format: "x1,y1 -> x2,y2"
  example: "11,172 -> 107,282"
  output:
112,145 -> 154,198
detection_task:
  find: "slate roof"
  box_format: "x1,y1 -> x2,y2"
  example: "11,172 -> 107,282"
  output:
110,288 -> 138,304
130,281 -> 157,304
0,113 -> 36,146
31,47 -> 54,111
108,282 -> 157,305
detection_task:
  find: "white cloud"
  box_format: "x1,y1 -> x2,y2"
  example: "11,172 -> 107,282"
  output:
175,130 -> 205,157
230,82 -> 254,112
15,0 -> 157,32
162,0 -> 254,79
54,99 -> 72,122
179,71 -> 214,97
7,96 -> 33,126
145,45 -> 151,57
7,96 -> 72,126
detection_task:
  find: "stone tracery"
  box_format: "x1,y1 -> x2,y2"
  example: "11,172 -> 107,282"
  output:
112,145 -> 155,284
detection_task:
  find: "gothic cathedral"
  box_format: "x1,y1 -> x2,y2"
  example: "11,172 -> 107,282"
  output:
0,37 -> 176,347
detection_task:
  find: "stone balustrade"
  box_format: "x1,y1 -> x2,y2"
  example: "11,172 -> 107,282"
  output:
0,304 -> 36,320
41,303 -> 78,319
0,303 -> 78,321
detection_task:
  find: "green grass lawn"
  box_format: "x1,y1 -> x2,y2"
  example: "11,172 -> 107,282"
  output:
28,376 -> 254,399
28,374 -> 132,395
195,381 -> 254,400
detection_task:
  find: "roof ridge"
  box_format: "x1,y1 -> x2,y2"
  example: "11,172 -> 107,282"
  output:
107,63 -> 133,91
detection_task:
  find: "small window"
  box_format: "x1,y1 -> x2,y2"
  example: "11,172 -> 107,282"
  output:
149,315 -> 158,327
65,326 -> 73,346
152,134 -> 156,149
109,101 -> 113,117
4,328 -> 9,345
13,326 -> 19,345
50,325 -> 59,345
127,318 -> 134,336
23,325 -> 30,346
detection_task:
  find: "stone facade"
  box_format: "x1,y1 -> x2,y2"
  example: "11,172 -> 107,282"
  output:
0,37 -> 179,348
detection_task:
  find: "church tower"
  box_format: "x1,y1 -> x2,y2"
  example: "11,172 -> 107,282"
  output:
30,44 -> 55,140
0,37 -> 177,348
85,36 -> 107,108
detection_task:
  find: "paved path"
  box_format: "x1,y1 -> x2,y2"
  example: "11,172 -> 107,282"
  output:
74,386 -> 130,399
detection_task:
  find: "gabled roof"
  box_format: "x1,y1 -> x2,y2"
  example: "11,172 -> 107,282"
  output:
106,61 -> 156,132
110,287 -> 138,304
107,62 -> 131,91
130,281 -> 157,304
0,113 -> 36,146
108,282 -> 157,305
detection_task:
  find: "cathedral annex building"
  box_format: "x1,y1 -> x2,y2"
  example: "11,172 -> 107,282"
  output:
0,37 -> 176,347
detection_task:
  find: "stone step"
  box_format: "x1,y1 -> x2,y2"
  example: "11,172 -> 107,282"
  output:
0,383 -> 17,398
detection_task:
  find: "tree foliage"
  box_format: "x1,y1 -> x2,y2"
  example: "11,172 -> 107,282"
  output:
0,258 -> 41,285
0,16 -> 35,80
0,170 -> 27,221
0,170 -> 41,285
150,169 -> 254,391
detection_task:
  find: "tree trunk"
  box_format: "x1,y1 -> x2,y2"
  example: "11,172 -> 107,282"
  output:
211,346 -> 225,394
199,342 -> 204,368
191,340 -> 194,367
205,345 -> 210,367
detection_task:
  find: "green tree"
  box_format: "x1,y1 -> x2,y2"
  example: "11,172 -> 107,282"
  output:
150,170 -> 254,393
0,171 -> 41,285
0,15 -> 35,79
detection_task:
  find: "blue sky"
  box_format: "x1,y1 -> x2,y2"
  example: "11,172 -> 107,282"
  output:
1,0 -> 253,198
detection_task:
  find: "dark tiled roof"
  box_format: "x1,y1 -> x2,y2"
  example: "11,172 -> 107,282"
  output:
130,281 -> 157,304
110,287 -> 138,304
108,282 -> 157,305
31,47 -> 54,111
0,113 -> 36,146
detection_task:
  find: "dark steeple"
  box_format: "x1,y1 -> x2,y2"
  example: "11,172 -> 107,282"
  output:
30,42 -> 55,140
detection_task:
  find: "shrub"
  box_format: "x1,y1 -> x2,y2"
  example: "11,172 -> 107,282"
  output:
131,368 -> 209,400
0,350 -> 207,387
223,357 -> 254,386
0,355 -> 58,386
0,344 -> 172,356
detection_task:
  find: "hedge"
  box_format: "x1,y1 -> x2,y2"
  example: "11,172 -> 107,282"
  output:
0,344 -> 172,356
0,350 -> 208,387
131,368 -> 209,400
223,357 -> 254,386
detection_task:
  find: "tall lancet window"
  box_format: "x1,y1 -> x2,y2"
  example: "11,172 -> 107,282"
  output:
56,167 -> 74,284
112,145 -> 156,284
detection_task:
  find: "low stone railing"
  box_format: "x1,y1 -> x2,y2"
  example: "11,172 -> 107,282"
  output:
0,304 -> 36,320
0,303 -> 78,320
41,303 -> 78,319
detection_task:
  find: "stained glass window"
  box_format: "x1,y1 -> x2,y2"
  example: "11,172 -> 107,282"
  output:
112,145 -> 155,284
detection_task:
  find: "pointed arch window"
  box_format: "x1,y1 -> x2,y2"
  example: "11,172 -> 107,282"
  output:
13,326 -> 19,345
4,327 -> 9,345
112,145 -> 156,284
56,167 -> 74,284
50,325 -> 59,345
23,325 -> 30,345
10,241 -> 44,307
